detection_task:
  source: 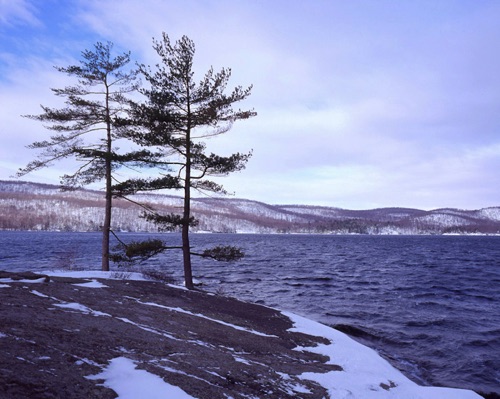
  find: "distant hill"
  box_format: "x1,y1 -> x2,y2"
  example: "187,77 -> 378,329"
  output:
1,180 -> 499,235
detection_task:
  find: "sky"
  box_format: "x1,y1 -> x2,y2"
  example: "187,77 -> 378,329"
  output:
1,0 -> 500,210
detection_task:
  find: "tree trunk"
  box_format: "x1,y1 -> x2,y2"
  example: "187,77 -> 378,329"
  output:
182,214 -> 193,289
182,89 -> 194,289
102,81 -> 112,272
182,129 -> 194,289
102,160 -> 112,272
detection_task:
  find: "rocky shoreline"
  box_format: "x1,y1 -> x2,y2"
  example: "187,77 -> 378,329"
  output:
0,271 -> 343,398
0,271 -> 489,399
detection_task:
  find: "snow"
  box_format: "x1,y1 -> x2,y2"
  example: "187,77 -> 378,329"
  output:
72,279 -> 109,288
54,302 -> 111,317
415,213 -> 470,228
233,355 -> 251,365
31,290 -> 49,297
135,299 -> 277,337
9,269 -> 482,399
45,270 -> 147,281
75,357 -> 102,367
86,357 -> 196,399
0,283 -> 10,288
478,207 -> 500,221
283,311 -> 482,399
276,372 -> 313,395
0,277 -> 47,283
4,181 -> 500,234
151,360 -> 215,386
115,317 -> 180,341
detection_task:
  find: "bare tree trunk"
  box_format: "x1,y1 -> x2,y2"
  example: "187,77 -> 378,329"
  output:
102,82 -> 112,272
182,212 -> 193,289
182,119 -> 194,289
102,166 -> 111,272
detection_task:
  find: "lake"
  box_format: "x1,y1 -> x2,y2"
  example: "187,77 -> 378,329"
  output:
0,231 -> 498,396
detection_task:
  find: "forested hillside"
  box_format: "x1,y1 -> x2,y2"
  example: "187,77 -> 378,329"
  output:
1,180 -> 500,235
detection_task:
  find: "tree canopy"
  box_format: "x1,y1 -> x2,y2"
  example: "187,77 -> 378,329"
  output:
113,34 -> 256,288
18,36 -> 255,284
18,42 -> 140,271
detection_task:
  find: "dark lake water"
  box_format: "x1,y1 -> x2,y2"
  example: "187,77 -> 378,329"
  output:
0,231 -> 499,396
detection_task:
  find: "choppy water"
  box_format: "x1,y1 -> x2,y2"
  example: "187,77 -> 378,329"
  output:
0,231 -> 499,396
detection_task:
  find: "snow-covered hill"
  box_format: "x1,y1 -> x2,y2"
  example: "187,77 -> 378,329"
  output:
1,180 -> 499,234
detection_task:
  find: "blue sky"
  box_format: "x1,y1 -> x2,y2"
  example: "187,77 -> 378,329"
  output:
1,0 -> 500,210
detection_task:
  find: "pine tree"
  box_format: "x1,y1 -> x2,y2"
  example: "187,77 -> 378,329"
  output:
116,34 -> 256,289
17,42 -> 140,271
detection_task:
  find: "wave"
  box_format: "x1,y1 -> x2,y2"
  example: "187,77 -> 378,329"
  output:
330,324 -> 406,347
331,324 -> 378,340
282,276 -> 334,282
406,318 -> 449,328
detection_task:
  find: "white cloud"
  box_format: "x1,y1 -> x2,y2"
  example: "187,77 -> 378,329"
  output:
0,0 -> 40,27
1,0 -> 500,210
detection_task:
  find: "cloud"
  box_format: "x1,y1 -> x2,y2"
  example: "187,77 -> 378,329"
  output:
1,0 -> 500,209
0,0 -> 40,27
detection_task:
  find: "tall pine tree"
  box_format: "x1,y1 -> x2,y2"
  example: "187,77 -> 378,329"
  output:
18,42 -> 140,271
116,34 -> 256,289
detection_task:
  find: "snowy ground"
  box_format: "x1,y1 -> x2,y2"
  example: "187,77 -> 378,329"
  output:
1,270 -> 482,399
